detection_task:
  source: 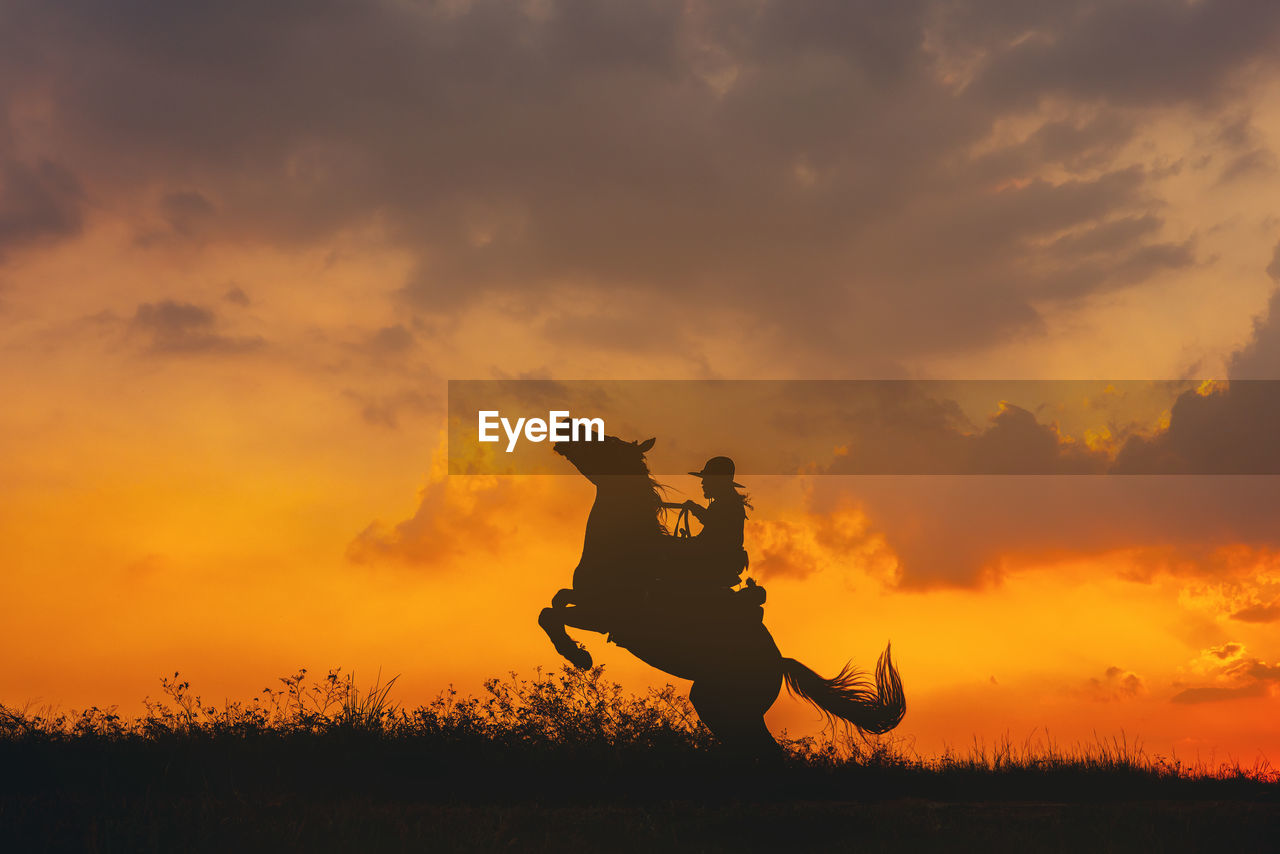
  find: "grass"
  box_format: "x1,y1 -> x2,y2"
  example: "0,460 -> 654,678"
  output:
2,667 -> 1278,852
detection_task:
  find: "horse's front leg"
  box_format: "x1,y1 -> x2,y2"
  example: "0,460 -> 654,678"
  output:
557,602 -> 611,634
538,604 -> 594,670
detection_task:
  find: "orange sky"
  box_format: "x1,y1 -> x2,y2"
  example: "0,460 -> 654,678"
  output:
4,0 -> 1280,764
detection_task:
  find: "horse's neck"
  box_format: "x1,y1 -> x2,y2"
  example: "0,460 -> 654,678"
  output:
580,479 -> 658,561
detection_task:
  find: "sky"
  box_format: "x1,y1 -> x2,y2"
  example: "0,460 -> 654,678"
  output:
4,0 -> 1280,763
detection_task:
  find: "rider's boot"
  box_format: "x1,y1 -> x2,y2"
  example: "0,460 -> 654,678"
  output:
538,607 -> 593,670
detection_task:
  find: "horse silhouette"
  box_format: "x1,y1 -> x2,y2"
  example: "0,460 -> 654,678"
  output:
538,435 -> 905,755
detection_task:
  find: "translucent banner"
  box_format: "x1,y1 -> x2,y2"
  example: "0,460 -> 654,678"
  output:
447,379 -> 1280,475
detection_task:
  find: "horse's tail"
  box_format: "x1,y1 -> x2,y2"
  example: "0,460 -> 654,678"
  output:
782,643 -> 905,736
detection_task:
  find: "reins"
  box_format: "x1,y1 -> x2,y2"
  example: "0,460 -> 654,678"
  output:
659,501 -> 692,538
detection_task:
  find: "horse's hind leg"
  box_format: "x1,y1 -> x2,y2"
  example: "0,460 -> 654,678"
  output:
538,607 -> 593,670
689,680 -> 783,760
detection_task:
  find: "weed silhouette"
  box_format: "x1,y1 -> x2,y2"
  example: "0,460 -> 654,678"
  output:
3,668 -> 1278,852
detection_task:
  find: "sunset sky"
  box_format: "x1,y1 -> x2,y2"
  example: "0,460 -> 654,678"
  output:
5,0 -> 1280,763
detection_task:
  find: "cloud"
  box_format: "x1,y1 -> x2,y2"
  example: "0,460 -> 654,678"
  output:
748,503 -> 898,584
341,388 -> 430,430
1171,642 -> 1280,704
3,0 -> 1273,364
967,0 -> 1280,108
129,299 -> 264,355
1175,560 -> 1280,623
1084,665 -> 1146,702
975,112 -> 1137,175
365,324 -> 416,356
1110,381 -> 1280,473
824,476 -> 1280,588
1231,601 -> 1280,623
820,396 -> 1110,475
1217,148 -> 1278,184
1170,683 -> 1270,704
1227,241 -> 1280,380
0,155 -> 84,256
1209,642 -> 1243,660
772,257 -> 1280,583
134,189 -> 218,247
223,286 -> 250,307
346,442 -> 574,570
160,190 -> 215,235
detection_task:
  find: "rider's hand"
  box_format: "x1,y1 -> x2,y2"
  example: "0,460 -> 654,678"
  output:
682,499 -> 700,511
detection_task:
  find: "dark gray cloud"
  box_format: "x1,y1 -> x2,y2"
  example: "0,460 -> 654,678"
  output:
968,0 -> 1280,108
1228,241 -> 1280,379
0,155 -> 84,256
834,379 -> 1280,585
818,394 -> 1110,475
129,299 -> 264,355
366,324 -> 416,356
2,0 -> 1275,365
223,286 -> 250,307
1111,382 -> 1280,474
820,475 -> 1280,588
341,388 -> 430,430
1218,148 -> 1278,184
134,189 -> 219,247
160,190 -> 215,236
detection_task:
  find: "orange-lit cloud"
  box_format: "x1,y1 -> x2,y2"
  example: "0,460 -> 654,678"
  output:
347,443 -> 580,571
1172,643 -> 1280,704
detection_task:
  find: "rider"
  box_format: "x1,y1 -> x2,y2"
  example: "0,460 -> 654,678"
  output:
679,456 -> 751,588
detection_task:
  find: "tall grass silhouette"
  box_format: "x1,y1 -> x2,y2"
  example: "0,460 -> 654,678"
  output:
3,667 -> 1278,852
3,666 -> 1275,783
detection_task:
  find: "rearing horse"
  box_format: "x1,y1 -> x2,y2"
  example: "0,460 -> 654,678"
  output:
539,434 -> 905,755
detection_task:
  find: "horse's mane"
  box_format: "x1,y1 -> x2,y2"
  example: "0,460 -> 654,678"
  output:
636,458 -> 669,537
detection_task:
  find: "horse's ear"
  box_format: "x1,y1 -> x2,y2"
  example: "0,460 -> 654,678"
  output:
637,437 -> 656,453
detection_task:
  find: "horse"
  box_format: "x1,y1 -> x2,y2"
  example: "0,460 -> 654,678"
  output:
538,434 -> 905,755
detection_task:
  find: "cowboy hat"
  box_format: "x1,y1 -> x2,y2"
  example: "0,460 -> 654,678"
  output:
688,456 -> 744,487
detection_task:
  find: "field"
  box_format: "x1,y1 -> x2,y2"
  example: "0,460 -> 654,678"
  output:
3,667 -> 1277,852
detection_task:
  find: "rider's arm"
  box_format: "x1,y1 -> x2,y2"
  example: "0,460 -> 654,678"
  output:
681,499 -> 707,522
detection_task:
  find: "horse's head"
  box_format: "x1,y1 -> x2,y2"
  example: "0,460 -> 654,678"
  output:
554,434 -> 656,483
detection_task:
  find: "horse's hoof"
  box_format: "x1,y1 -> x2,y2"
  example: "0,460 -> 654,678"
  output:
551,588 -> 575,609
565,643 -> 593,670
551,633 -> 593,670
